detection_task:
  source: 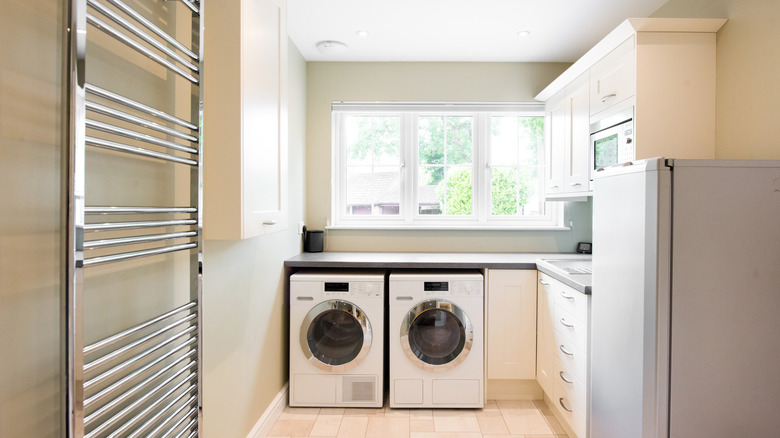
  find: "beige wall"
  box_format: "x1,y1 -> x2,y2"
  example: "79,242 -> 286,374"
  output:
652,0 -> 780,159
0,1 -> 63,436
201,40 -> 306,437
306,62 -> 594,253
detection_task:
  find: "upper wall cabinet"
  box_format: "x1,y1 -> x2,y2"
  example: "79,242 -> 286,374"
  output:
537,18 -> 727,200
204,0 -> 289,239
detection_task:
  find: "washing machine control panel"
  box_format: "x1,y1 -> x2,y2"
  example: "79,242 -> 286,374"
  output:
323,281 -> 382,297
421,280 -> 483,297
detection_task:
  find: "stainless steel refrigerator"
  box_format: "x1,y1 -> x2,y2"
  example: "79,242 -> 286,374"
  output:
591,158 -> 780,438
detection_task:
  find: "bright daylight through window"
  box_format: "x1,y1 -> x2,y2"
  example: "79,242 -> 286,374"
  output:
331,103 -> 560,229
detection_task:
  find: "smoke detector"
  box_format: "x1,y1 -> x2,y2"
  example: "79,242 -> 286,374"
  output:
316,40 -> 348,54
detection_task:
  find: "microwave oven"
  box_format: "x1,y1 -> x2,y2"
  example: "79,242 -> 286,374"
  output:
590,107 -> 634,173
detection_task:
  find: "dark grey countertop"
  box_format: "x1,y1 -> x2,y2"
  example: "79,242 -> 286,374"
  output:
284,251 -> 592,294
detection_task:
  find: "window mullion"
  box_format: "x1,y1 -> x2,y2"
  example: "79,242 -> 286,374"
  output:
476,113 -> 488,223
404,113 -> 416,223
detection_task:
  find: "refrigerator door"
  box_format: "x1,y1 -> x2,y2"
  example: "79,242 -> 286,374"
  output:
591,158 -> 671,438
668,161 -> 780,437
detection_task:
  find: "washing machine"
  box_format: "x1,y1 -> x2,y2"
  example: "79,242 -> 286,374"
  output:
289,271 -> 385,407
389,272 -> 484,408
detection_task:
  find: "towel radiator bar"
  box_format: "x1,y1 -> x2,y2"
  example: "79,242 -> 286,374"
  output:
65,0 -> 203,436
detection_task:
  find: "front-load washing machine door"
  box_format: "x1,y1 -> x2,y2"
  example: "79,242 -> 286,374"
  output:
401,300 -> 473,372
301,300 -> 372,372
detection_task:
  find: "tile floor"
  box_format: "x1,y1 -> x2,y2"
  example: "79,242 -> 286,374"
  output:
268,399 -> 569,438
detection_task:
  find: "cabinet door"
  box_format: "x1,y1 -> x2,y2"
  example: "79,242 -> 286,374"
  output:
544,93 -> 565,195
204,0 -> 288,239
487,269 -> 538,380
590,35 -> 635,117
564,76 -> 591,192
536,272 -> 556,397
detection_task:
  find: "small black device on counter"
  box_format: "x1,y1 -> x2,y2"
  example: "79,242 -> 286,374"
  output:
576,242 -> 592,254
302,226 -> 323,252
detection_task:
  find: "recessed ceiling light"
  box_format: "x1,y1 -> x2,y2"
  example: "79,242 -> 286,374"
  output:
517,30 -> 531,37
356,30 -> 369,38
316,40 -> 348,54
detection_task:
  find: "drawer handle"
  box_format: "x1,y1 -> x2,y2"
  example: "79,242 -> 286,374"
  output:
559,371 -> 573,384
560,291 -> 575,300
539,279 -> 550,286
559,344 -> 574,356
559,398 -> 573,413
560,318 -> 575,329
551,185 -> 559,189
600,93 -> 617,103
262,220 -> 277,225
570,182 -> 582,187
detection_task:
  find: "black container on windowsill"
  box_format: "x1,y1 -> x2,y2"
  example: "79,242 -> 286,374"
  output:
303,227 -> 323,252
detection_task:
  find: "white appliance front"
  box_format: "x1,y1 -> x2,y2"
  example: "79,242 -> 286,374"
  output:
289,272 -> 385,407
389,272 -> 484,408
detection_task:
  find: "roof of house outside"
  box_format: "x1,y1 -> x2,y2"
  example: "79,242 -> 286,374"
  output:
346,171 -> 439,206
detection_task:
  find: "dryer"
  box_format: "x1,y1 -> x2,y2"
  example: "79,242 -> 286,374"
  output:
389,272 -> 484,408
289,271 -> 385,407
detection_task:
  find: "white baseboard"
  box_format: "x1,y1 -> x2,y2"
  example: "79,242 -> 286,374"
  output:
246,382 -> 288,438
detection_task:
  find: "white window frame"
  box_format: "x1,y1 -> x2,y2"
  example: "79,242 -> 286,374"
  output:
331,102 -> 564,230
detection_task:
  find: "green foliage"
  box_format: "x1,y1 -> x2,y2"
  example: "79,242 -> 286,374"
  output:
419,116 -> 473,185
490,168 -> 531,215
438,168 -> 472,215
346,116 -> 400,164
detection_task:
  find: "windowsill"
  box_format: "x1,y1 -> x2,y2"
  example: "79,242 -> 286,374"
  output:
325,224 -> 572,231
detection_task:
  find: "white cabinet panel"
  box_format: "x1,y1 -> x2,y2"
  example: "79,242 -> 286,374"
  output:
536,272 -> 556,396
590,36 -> 635,117
487,269 -> 537,380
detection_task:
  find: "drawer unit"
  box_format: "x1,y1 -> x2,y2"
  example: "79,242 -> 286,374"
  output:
554,281 -> 589,322
554,304 -> 588,351
554,379 -> 587,438
555,333 -> 587,379
554,356 -> 587,411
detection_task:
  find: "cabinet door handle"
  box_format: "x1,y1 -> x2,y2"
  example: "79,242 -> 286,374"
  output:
600,93 -> 617,103
559,371 -> 573,384
560,291 -> 575,300
559,398 -> 573,412
559,318 -> 574,328
559,344 -> 574,356
551,185 -> 559,189
570,182 -> 582,187
539,279 -> 550,286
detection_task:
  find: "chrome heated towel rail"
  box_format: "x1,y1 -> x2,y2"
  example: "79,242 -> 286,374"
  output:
65,0 -> 203,436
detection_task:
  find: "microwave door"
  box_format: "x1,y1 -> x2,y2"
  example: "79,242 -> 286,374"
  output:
594,130 -> 620,171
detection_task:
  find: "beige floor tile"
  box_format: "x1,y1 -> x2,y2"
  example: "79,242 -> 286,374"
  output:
280,406 -> 321,421
432,410 -> 480,432
384,407 -> 410,418
476,415 -> 510,434
410,419 -> 435,432
409,433 -> 483,438
474,400 -> 502,418
344,407 -> 385,417
502,410 -> 554,435
337,416 -> 369,438
482,435 -> 525,438
268,419 -> 314,437
310,414 -> 344,436
496,399 -> 537,411
319,407 -> 346,416
409,409 -> 433,419
521,435 -> 561,438
365,417 -> 410,438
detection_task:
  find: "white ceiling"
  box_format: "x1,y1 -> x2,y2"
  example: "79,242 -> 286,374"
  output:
287,0 -> 669,62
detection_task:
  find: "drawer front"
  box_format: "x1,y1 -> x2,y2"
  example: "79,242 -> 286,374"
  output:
554,305 -> 588,351
554,356 -> 586,411
538,272 -> 557,294
590,35 -> 635,116
553,284 -> 589,323
554,334 -> 587,379
553,380 -> 587,438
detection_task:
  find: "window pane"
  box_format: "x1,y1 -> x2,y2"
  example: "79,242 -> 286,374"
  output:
418,116 -> 445,165
346,166 -> 400,216
345,116 -> 400,167
419,166 -> 472,216
446,116 -> 473,165
489,115 -> 545,217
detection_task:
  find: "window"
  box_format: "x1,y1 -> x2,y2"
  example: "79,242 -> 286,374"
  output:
332,102 -> 560,229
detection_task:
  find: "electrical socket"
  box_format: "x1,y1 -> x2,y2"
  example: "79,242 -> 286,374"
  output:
298,221 -> 305,235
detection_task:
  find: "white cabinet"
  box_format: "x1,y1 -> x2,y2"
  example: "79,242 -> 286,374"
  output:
486,269 -> 537,380
537,18 -> 728,200
204,0 -> 288,239
536,272 -> 590,438
544,73 -> 591,200
589,36 -> 636,117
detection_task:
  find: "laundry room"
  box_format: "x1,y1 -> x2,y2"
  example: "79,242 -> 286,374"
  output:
3,0 -> 780,438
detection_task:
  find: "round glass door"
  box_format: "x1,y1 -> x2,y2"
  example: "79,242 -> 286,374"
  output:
400,300 -> 473,372
301,300 -> 372,372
